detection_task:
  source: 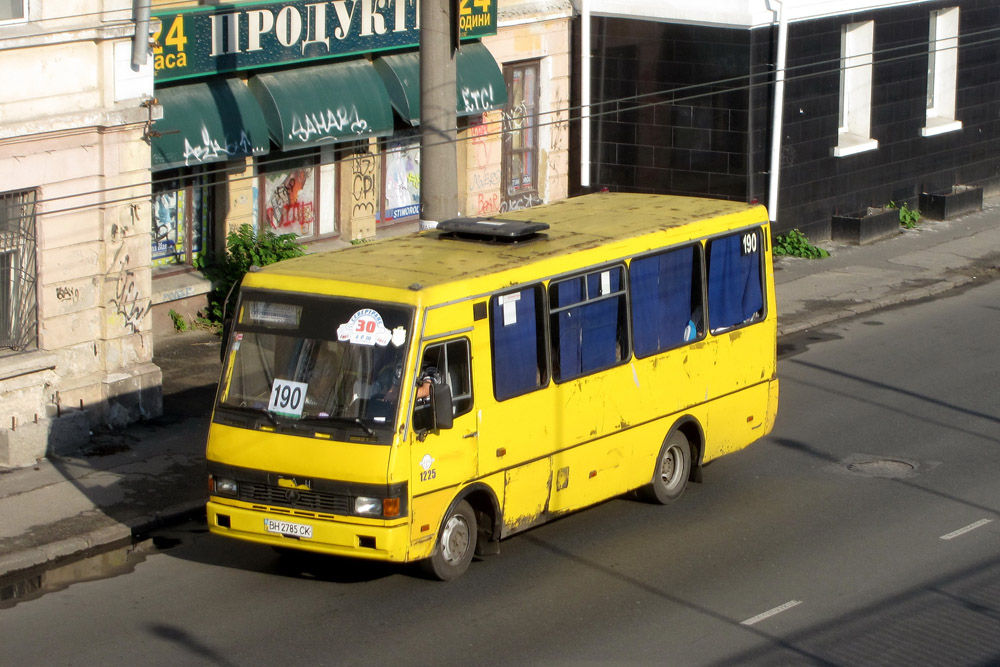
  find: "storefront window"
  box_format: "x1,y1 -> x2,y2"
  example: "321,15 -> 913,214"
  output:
381,130 -> 421,225
503,61 -> 541,212
258,149 -> 339,240
152,170 -> 212,270
259,151 -> 319,239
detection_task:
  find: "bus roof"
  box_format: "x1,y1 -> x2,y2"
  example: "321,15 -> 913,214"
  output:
247,193 -> 767,296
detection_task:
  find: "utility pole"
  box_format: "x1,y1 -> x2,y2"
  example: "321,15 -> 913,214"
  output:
419,0 -> 458,229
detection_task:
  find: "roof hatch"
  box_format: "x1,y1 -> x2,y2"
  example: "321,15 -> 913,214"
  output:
436,217 -> 549,244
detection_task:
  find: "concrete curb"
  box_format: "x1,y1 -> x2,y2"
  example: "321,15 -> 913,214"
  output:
0,499 -> 206,580
775,275 -> 976,338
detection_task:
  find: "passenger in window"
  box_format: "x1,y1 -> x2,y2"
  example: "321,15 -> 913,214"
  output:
684,306 -> 704,342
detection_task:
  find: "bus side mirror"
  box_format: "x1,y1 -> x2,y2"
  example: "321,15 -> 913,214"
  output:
413,381 -> 453,435
433,382 -> 453,430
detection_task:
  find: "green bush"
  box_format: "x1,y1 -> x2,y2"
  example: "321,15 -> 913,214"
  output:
168,309 -> 188,332
888,201 -> 921,229
198,225 -> 305,325
773,229 -> 830,259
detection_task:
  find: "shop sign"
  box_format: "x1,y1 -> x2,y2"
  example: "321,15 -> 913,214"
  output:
153,0 -> 497,83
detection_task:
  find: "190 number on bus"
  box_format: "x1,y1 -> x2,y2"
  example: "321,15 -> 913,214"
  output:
268,379 -> 308,417
741,231 -> 759,256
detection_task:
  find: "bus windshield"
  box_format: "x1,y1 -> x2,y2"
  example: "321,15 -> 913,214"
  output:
217,290 -> 413,440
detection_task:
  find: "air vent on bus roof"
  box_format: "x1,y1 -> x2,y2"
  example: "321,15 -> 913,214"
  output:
436,217 -> 549,244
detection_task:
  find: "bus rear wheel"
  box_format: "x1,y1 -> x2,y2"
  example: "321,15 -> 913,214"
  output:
640,431 -> 691,504
421,499 -> 476,581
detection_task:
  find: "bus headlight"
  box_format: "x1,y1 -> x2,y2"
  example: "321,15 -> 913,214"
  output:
355,496 -> 382,516
212,476 -> 239,496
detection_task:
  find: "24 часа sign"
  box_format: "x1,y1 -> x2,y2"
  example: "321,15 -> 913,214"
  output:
153,0 -> 497,82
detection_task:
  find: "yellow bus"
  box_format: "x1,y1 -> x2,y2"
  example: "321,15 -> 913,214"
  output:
206,193 -> 779,579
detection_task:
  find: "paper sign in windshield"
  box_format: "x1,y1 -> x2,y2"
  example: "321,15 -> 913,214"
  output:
268,378 -> 307,418
337,309 -> 394,346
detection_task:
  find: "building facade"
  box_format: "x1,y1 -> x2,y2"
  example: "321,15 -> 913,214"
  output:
573,0 -> 1000,237
148,0 -> 573,334
0,0 -> 573,467
1,1 -> 160,467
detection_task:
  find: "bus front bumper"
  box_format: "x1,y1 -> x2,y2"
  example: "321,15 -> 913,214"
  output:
207,500 -> 413,562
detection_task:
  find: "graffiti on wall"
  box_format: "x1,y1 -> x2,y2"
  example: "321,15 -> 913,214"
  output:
351,149 -> 377,217
56,286 -> 80,302
289,106 -> 370,144
461,84 -> 499,115
108,222 -> 149,335
468,112 -> 502,216
263,168 -> 315,236
183,125 -> 256,166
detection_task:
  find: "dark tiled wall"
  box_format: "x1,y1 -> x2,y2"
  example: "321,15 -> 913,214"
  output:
779,0 -> 1000,236
583,0 -> 1000,237
588,19 -> 766,201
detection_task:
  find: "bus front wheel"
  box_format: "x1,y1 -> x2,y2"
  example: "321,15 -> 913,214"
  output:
640,431 -> 691,504
421,499 -> 477,581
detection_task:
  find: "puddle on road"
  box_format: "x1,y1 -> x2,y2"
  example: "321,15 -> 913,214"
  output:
777,330 -> 842,360
0,539 -> 148,609
0,523 -> 203,609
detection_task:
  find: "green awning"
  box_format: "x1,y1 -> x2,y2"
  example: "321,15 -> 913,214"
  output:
249,59 -> 394,150
373,42 -> 508,125
151,79 -> 270,171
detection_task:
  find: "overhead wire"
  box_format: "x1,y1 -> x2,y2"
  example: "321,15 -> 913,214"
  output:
6,14 -> 999,220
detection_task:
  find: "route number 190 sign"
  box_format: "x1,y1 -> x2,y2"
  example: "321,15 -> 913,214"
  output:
268,378 -> 308,418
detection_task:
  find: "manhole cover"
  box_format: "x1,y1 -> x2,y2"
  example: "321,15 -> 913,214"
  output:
846,459 -> 916,478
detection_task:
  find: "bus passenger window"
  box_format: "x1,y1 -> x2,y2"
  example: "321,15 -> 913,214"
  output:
549,265 -> 629,382
706,229 -> 764,334
630,245 -> 703,356
490,285 -> 547,401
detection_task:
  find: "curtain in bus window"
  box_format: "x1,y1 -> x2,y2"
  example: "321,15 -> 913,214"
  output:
553,270 -> 621,380
630,248 -> 695,357
492,288 -> 540,400
707,231 -> 763,333
583,270 -> 621,370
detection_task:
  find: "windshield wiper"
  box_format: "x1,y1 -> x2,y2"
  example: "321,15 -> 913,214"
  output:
235,406 -> 278,426
300,415 -> 376,437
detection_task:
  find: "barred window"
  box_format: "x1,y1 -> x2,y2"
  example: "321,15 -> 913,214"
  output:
1,189 -> 38,351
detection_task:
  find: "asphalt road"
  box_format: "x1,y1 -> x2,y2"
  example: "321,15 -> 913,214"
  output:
3,279 -> 999,666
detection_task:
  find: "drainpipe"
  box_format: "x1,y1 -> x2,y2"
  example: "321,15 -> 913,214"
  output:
767,0 -> 789,223
580,0 -> 591,188
131,0 -> 151,70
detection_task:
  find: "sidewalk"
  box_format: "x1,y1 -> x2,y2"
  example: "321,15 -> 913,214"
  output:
2,202 -> 999,580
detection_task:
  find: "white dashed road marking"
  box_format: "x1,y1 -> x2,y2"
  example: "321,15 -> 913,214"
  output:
741,600 -> 802,626
940,519 -> 992,541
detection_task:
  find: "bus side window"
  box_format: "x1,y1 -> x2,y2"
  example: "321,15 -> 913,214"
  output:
416,339 -> 473,419
706,228 -> 765,334
490,284 -> 547,401
630,244 -> 703,356
549,265 -> 629,382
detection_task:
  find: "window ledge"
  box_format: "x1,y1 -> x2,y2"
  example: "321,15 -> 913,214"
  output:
833,134 -> 879,158
151,270 -> 212,306
921,118 -> 962,137
0,349 -> 58,382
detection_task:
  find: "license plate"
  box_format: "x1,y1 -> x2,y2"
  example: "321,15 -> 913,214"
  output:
264,518 -> 313,539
